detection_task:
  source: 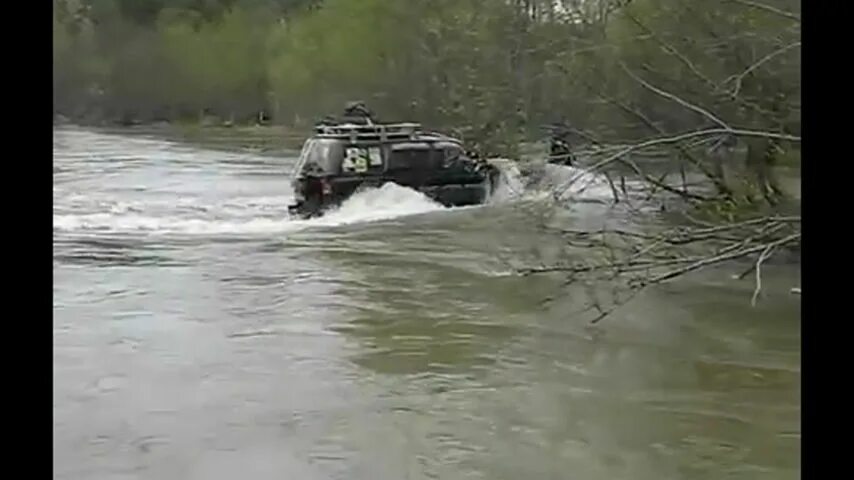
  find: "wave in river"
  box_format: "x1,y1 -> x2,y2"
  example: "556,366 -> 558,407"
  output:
489,160 -> 621,204
53,182 -> 448,236
54,131 -> 623,237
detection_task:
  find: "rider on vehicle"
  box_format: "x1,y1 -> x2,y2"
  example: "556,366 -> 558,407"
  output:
546,123 -> 575,167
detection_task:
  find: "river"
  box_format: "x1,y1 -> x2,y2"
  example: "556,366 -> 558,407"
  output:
53,126 -> 800,480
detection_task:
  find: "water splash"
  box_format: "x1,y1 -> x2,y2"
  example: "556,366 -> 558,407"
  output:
54,126 -> 634,238
309,182 -> 445,226
487,159 -> 619,204
54,182 -> 448,236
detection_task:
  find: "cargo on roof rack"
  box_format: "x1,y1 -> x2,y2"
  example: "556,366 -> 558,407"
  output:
312,122 -> 422,143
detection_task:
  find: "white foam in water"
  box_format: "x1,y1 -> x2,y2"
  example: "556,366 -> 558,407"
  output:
53,213 -> 295,235
487,159 -> 530,203
487,160 -> 618,205
53,165 -> 634,236
54,124 -> 630,238
309,182 -> 445,226
54,128 -> 455,236
547,164 -> 617,201
53,182 -> 448,236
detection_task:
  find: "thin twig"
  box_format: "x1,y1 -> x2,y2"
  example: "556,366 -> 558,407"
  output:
689,215 -> 799,235
624,12 -> 717,88
729,42 -> 801,98
616,157 -> 708,201
731,222 -> 790,277
724,0 -> 801,22
585,85 -> 726,186
649,233 -> 800,285
619,62 -> 732,131
554,128 -> 800,198
603,171 -> 621,204
590,285 -> 644,324
751,243 -> 777,306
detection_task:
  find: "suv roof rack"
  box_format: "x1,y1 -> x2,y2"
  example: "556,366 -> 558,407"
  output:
313,122 -> 422,143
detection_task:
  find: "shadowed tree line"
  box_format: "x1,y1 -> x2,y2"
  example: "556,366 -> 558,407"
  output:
54,0 -> 799,137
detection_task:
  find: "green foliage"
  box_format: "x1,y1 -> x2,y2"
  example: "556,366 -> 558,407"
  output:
54,0 -> 800,174
54,3 -> 109,116
266,0 -> 408,122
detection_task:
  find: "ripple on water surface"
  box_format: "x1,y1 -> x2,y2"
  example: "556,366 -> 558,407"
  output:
54,128 -> 800,480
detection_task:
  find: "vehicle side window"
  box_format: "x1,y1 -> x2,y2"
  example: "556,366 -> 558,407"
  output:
294,139 -> 314,176
304,139 -> 345,173
308,140 -> 329,168
443,146 -> 463,166
387,146 -> 436,170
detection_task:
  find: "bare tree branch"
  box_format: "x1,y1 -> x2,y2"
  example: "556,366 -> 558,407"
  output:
751,243 -> 777,306
623,12 -> 718,88
517,212 -> 800,324
728,41 -> 801,98
616,157 -> 709,201
619,61 -> 732,131
724,0 -> 801,22
589,287 -> 643,324
583,88 -> 726,191
553,128 -> 800,198
647,232 -> 799,284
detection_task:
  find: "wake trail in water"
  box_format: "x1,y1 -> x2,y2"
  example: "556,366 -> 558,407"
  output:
54,165 -> 633,236
54,183 -> 447,236
54,127 -> 641,238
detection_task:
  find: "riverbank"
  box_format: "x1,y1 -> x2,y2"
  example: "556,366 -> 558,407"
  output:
55,118 -> 309,153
